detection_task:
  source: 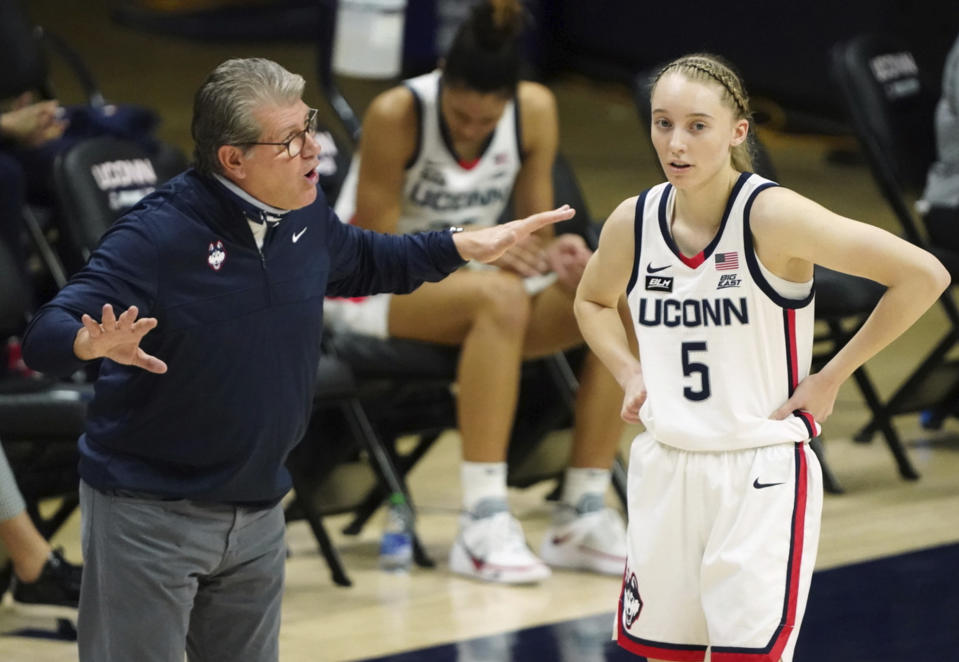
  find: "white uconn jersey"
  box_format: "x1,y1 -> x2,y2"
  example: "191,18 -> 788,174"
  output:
334,70 -> 522,232
626,173 -> 821,452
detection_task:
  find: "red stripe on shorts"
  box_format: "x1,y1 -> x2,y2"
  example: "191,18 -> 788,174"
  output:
712,443 -> 809,662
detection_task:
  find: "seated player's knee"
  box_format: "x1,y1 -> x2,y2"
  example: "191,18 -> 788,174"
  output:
474,272 -> 531,334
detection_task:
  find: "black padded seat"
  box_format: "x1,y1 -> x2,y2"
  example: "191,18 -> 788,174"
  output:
814,266 -> 885,319
0,379 -> 91,440
325,332 -> 459,382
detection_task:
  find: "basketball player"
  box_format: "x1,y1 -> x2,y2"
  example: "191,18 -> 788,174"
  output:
574,53 -> 949,661
328,0 -> 629,584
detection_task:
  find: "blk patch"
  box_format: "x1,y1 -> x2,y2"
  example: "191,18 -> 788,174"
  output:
645,275 -> 673,292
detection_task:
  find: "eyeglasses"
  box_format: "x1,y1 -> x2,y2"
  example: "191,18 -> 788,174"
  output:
232,108 -> 319,158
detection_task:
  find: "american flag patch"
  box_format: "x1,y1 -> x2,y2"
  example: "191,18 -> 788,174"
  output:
715,252 -> 739,270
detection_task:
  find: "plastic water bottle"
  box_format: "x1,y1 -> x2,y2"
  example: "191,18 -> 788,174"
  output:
379,492 -> 413,572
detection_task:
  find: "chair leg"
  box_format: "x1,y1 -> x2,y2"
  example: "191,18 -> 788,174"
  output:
543,352 -> 579,410
342,487 -> 387,536
845,364 -> 921,480
855,328 -> 958,443
411,534 -> 436,569
26,495 -> 80,540
287,494 -> 352,587
342,399 -> 436,569
22,204 -> 68,288
809,436 -> 844,495
342,431 -> 441,536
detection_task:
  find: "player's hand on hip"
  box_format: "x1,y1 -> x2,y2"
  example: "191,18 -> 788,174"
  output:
453,205 -> 575,264
74,304 -> 168,374
621,371 -> 647,424
770,372 -> 838,423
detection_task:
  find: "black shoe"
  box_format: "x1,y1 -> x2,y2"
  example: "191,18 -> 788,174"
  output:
8,548 -> 81,619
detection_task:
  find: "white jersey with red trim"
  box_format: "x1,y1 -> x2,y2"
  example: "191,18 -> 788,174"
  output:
626,172 -> 820,452
334,69 -> 522,233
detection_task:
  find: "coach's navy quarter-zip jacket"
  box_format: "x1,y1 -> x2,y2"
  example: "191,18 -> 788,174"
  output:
22,170 -> 465,504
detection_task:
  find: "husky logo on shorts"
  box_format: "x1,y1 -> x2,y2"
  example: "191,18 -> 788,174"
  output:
622,572 -> 643,628
207,240 -> 226,271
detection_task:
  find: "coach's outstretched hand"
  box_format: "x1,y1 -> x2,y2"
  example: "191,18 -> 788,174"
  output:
73,303 -> 168,374
452,205 -> 576,264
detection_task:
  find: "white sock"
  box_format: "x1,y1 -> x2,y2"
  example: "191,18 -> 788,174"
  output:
562,467 -> 611,508
461,461 -> 508,512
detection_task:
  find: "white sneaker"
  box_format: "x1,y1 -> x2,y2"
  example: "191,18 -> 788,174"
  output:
449,499 -> 551,585
540,494 -> 627,576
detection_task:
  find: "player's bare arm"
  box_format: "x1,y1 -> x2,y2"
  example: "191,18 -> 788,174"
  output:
512,81 -> 558,220
351,86 -> 418,233
482,81 -> 559,278
516,83 -> 592,289
752,186 -> 950,421
575,197 -> 645,421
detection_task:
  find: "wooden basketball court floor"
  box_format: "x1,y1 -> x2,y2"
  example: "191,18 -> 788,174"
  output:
2,2 -> 959,660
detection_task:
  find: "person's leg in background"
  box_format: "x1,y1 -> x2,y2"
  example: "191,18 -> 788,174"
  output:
388,270 -> 553,584
523,287 -> 634,576
0,440 -> 81,617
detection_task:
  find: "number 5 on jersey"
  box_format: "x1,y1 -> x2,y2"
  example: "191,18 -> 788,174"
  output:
682,341 -> 710,401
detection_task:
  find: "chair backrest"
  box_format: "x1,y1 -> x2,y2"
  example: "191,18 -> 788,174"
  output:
830,33 -> 939,243
0,237 -> 31,339
0,0 -> 104,105
314,124 -> 353,207
52,136 -> 185,269
0,0 -> 50,100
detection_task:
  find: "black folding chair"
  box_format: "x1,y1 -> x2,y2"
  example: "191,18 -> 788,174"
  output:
0,235 -> 90,545
830,33 -> 959,471
1,0 -> 187,292
50,136 -> 186,272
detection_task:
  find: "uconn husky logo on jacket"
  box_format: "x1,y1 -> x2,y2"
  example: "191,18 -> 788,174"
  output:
334,70 -> 521,232
625,173 -> 821,452
208,240 -> 226,271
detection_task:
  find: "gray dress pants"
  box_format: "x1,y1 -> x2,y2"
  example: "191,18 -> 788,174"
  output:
78,480 -> 286,662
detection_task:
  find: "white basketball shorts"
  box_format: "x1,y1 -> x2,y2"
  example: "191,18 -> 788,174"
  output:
614,432 -> 823,662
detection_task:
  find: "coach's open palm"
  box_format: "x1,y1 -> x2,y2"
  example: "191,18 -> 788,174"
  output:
452,205 -> 575,264
74,303 -> 168,374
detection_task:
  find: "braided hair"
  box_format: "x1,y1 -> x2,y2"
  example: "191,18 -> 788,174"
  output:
653,53 -> 755,173
443,0 -> 526,95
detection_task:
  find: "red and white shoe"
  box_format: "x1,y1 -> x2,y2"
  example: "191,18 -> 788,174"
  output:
449,499 -> 551,585
539,495 -> 627,576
